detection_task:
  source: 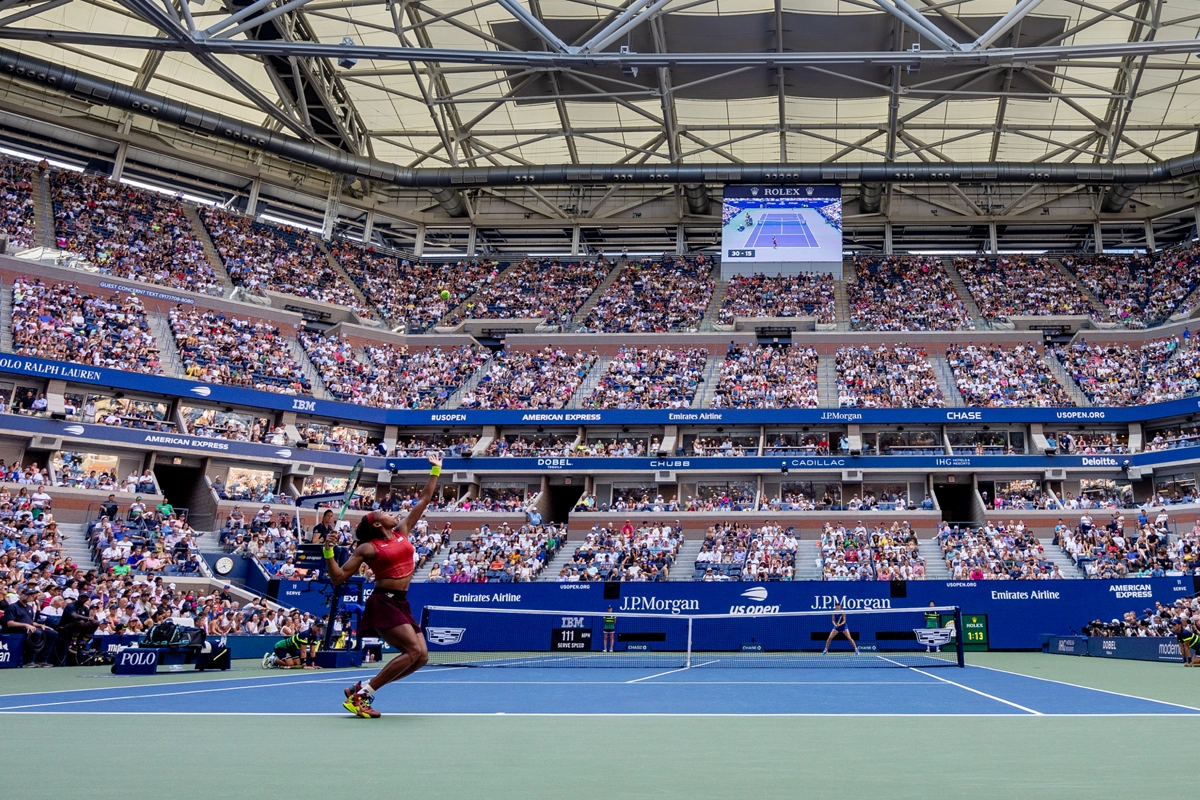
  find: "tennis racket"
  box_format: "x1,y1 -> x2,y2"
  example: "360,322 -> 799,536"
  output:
337,458 -> 365,523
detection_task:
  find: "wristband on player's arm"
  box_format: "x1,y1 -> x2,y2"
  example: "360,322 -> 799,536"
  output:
430,465 -> 442,477
322,547 -> 335,559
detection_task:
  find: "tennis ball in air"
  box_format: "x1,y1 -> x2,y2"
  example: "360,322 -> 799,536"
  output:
440,289 -> 451,300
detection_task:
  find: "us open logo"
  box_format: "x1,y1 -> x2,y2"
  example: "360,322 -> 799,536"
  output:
426,627 -> 466,646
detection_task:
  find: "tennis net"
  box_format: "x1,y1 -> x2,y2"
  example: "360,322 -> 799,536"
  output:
421,605 -> 964,668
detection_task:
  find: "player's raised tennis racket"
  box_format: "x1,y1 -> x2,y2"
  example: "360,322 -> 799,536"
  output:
337,458 -> 365,522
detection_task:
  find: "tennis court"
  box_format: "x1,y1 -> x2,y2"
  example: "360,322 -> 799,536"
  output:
2,652 -> 1198,798
744,211 -> 818,248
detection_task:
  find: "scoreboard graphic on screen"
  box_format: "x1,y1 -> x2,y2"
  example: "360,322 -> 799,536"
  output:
721,185 -> 843,265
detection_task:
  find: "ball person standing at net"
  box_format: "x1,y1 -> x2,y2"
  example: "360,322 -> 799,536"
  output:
603,607 -> 616,653
324,453 -> 442,718
822,601 -> 860,655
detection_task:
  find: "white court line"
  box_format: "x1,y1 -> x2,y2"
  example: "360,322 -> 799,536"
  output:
0,668 -> 468,712
0,666 -> 463,701
877,657 -> 1041,715
967,663 -> 1200,713
626,659 -> 719,683
2,711 -> 1195,717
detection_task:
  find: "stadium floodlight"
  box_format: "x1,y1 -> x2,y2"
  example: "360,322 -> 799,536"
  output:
338,36 -> 358,69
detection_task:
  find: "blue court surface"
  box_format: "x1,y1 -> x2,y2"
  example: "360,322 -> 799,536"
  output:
3,662 -> 1197,716
744,212 -> 817,248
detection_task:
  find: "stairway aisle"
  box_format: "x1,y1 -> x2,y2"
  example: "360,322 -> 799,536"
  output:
670,539 -> 705,581
795,540 -> 823,580
181,204 -> 234,294
1040,539 -> 1088,578
567,355 -> 613,408
931,354 -> 967,408
943,257 -> 989,329
288,338 -> 333,400
34,170 -> 54,249
918,540 -> 950,579
1,283 -> 12,352
570,259 -> 624,330
147,311 -> 186,378
817,354 -> 839,407
1044,353 -> 1093,407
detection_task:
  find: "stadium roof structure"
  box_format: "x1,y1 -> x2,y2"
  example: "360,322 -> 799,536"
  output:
0,0 -> 1197,253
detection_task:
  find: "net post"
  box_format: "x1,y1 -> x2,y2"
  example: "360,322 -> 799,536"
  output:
954,607 -> 965,668
686,617 -> 693,669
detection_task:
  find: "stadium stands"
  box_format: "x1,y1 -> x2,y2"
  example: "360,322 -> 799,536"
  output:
11,277 -> 162,373
0,155 -> 37,249
1053,336 -> 1200,406
200,208 -> 373,316
695,522 -> 797,581
429,521 -> 565,582
955,256 -> 1093,320
836,345 -> 944,408
1063,246 -> 1200,328
299,331 -> 485,409
719,272 -> 836,325
946,344 -> 1073,407
849,256 -> 973,331
448,257 -> 611,327
578,257 -> 713,332
559,520 -> 681,581
51,172 -> 223,296
939,521 -> 1062,580
583,347 -> 708,410
710,344 -> 819,409
331,243 -> 499,331
169,306 -> 311,395
458,346 -> 597,409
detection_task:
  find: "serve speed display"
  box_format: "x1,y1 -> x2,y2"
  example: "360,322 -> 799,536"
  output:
551,627 -> 593,651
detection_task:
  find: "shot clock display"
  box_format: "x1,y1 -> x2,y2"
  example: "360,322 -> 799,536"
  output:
961,614 -> 989,651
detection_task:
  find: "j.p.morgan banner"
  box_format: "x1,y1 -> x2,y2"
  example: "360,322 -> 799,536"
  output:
268,576 -> 1195,650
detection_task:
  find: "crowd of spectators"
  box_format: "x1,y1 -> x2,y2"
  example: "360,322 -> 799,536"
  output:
835,345 -> 944,408
849,256 -> 973,331
458,347 -> 597,409
1046,431 -> 1129,454
393,433 -> 477,458
450,487 -> 527,513
577,257 -> 713,332
710,344 -> 819,409
299,331 -> 486,409
486,434 -> 575,458
1085,595 -> 1200,638
955,256 -> 1093,321
1055,509 -> 1187,578
169,306 -> 311,395
582,347 -> 708,410
938,520 -> 1064,580
557,520 -> 680,582
11,277 -> 161,374
427,521 -> 565,583
817,521 -> 927,581
1053,336 -> 1200,406
51,172 -> 223,296
1063,247 -> 1200,328
695,522 -> 796,581
0,155 -> 37,249
332,243 -> 500,331
718,272 -> 836,325
1145,427 -> 1200,452
200,208 -> 372,316
449,257 -> 611,328
90,506 -> 200,577
946,344 -> 1073,407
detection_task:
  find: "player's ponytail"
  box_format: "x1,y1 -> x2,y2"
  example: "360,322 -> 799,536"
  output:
355,511 -> 386,542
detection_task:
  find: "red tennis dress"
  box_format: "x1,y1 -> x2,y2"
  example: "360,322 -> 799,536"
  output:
360,534 -> 420,633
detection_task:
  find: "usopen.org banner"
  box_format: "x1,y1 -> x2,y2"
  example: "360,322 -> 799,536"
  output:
267,577 -> 1195,651
2,353 -> 1200,428
4,412 -> 1199,476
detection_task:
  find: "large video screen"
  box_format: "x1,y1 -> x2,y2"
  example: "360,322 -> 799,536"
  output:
721,185 -> 842,265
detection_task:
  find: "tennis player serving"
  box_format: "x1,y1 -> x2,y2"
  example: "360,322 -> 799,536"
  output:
324,452 -> 442,718
822,600 -> 860,655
